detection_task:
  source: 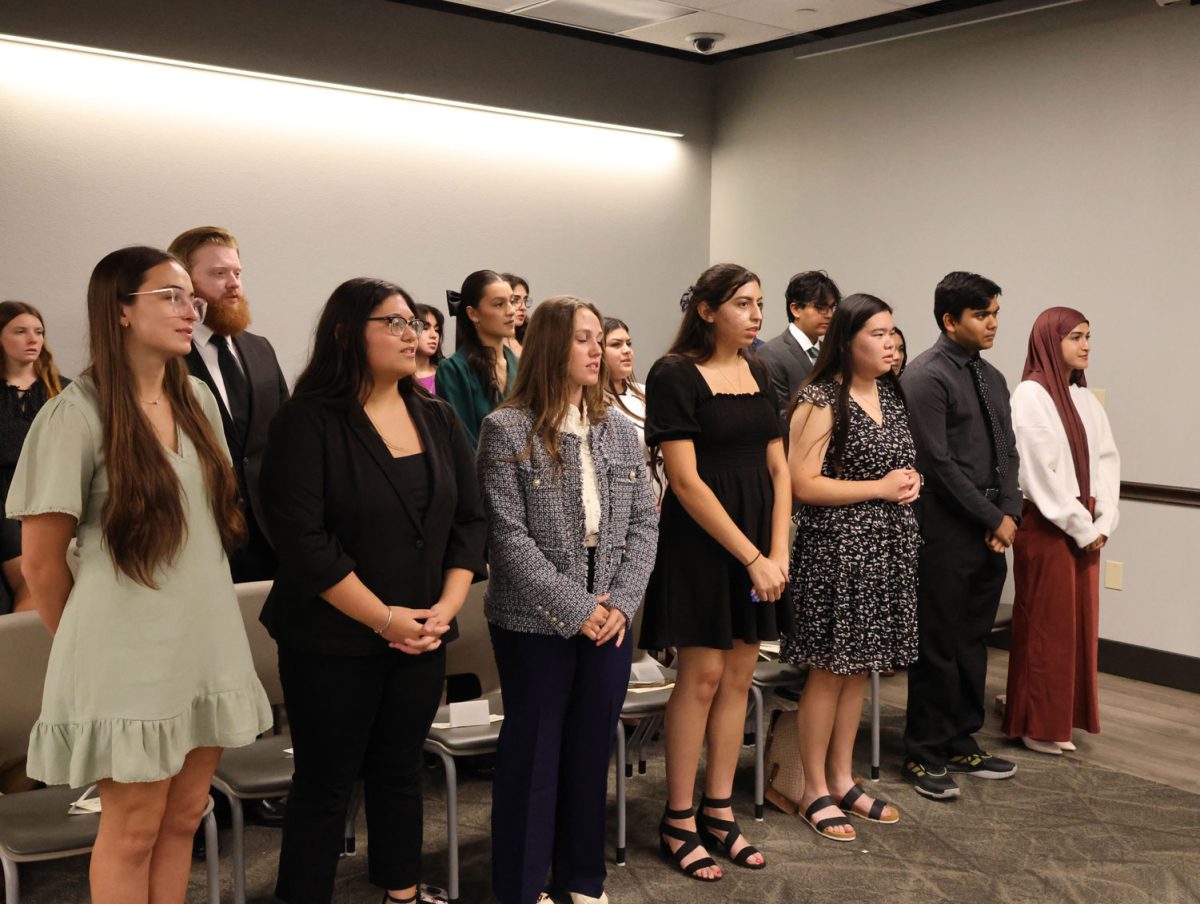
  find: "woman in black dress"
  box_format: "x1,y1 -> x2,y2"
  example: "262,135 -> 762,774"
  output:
780,294 -> 920,841
641,264 -> 791,882
0,300 -> 68,614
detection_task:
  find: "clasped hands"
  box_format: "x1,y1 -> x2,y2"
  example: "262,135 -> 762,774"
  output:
579,593 -> 627,647
383,602 -> 455,655
879,468 -> 921,505
984,514 -> 1019,553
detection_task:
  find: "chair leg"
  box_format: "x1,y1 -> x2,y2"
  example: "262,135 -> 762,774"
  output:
614,718 -> 627,866
227,794 -> 247,904
204,804 -> 220,904
2,852 -> 19,904
432,750 -> 459,904
870,670 -> 881,781
343,782 -> 363,856
750,685 -> 765,821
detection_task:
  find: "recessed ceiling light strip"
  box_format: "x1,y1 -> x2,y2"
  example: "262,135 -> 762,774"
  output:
0,33 -> 684,139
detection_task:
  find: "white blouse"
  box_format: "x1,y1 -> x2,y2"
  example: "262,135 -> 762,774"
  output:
612,382 -> 647,455
1010,381 -> 1120,549
560,403 -> 601,548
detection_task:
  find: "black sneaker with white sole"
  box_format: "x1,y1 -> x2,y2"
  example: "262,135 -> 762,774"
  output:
946,752 -> 1018,779
902,758 -> 960,800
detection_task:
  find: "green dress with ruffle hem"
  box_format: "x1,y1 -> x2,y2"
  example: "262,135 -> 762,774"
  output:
6,376 -> 273,787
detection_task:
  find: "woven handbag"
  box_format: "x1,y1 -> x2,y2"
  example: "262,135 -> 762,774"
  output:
764,709 -> 804,815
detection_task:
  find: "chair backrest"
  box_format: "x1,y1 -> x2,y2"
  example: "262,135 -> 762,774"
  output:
234,581 -> 284,707
444,580 -> 499,698
0,611 -> 53,766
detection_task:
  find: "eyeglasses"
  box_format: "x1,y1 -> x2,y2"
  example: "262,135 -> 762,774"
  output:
366,315 -> 427,336
511,295 -> 529,307
125,287 -> 207,321
810,303 -> 838,315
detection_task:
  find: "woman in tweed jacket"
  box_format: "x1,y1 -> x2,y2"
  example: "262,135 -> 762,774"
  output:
478,296 -> 659,904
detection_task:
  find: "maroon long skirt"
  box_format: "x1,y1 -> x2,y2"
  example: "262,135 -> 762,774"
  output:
1003,500 -> 1102,741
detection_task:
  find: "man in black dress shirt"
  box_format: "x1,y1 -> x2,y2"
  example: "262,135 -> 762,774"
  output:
169,227 -> 289,583
900,271 -> 1021,800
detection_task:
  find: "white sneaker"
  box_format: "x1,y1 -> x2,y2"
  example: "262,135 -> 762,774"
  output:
569,893 -> 610,904
1057,740 -> 1077,752
1021,736 -> 1063,755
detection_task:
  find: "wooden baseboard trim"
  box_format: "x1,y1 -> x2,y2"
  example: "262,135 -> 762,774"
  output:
1119,481 -> 1200,507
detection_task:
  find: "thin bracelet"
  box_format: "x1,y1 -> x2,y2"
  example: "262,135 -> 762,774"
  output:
373,606 -> 393,635
745,551 -> 762,568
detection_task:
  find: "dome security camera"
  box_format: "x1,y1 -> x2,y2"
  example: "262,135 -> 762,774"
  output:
687,33 -> 724,54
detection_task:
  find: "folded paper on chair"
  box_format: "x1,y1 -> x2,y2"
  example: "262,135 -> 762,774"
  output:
628,659 -> 667,688
448,699 -> 491,727
68,784 -> 101,815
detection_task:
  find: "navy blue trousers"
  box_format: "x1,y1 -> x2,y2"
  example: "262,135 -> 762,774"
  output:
489,624 -> 632,904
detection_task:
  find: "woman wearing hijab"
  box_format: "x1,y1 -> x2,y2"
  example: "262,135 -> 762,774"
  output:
1002,307 -> 1119,755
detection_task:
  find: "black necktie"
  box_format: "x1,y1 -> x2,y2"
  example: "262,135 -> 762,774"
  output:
807,346 -> 819,361
966,356 -> 1008,484
213,335 -> 249,444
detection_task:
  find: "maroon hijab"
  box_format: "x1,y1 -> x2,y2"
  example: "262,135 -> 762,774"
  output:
1022,307 -> 1090,503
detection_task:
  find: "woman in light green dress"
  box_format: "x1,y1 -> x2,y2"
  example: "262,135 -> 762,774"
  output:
7,246 -> 272,904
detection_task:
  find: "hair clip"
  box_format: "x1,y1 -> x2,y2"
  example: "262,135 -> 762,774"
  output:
445,290 -> 463,316
679,286 -> 695,311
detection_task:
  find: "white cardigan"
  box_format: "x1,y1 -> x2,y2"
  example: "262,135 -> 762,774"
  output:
1011,381 -> 1120,549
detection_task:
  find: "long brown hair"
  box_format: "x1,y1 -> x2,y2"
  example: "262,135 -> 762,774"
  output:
0,301 -> 65,397
500,296 -> 609,472
293,278 -> 417,403
87,247 -> 245,587
666,263 -> 759,363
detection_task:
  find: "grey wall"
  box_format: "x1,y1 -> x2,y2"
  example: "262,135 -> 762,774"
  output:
2,0 -> 1196,659
710,0 -> 1200,657
0,0 -> 714,379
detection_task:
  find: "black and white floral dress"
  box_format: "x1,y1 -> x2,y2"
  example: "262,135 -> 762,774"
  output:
779,379 -> 920,675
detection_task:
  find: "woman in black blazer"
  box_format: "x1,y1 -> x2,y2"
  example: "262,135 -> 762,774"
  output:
260,277 -> 487,904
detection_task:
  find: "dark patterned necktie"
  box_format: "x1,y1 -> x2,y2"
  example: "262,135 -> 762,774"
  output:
213,335 -> 250,444
807,346 -> 819,361
966,356 -> 1007,483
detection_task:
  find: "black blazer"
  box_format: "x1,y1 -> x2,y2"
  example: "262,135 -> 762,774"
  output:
756,328 -> 815,420
259,385 -> 488,656
185,330 -> 289,537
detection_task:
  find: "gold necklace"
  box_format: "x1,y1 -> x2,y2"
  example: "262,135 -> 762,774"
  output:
850,388 -> 882,420
712,357 -> 745,393
366,411 -> 417,455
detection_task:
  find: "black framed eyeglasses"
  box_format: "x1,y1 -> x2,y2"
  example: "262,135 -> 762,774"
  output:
366,315 -> 426,336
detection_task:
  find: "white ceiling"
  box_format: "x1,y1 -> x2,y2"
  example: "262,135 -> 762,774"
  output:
442,0 -> 942,54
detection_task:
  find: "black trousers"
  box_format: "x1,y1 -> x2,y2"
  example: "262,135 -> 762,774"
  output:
904,496 -> 1008,768
274,645 -> 445,903
229,504 -> 278,583
489,623 -> 632,904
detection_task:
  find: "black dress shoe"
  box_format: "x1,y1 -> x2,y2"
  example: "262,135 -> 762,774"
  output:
252,797 -> 288,826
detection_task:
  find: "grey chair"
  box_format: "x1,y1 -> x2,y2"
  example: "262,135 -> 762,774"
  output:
210,580 -> 292,904
0,611 -> 219,904
612,654 -> 674,865
422,579 -> 500,904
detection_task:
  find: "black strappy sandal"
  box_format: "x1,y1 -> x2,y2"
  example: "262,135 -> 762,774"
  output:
838,784 -> 900,824
696,795 -> 766,870
801,794 -> 857,843
659,805 -> 722,882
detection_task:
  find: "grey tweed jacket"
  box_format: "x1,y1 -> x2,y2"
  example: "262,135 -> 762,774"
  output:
477,405 -> 659,638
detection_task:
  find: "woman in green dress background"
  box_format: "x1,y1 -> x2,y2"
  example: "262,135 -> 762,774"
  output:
437,269 -> 519,448
7,246 -> 272,904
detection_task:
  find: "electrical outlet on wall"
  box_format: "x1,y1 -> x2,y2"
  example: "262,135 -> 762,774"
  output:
1104,560 -> 1124,591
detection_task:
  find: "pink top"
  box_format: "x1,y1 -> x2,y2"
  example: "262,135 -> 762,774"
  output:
416,373 -> 437,394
